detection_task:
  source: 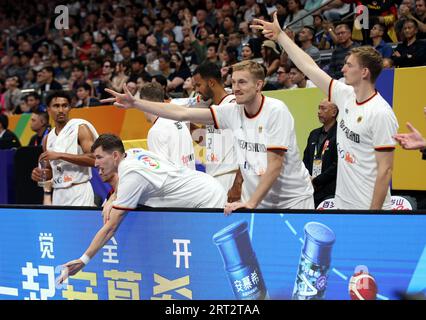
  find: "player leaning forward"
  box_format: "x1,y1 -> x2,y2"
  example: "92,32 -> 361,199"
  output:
103,60 -> 315,214
58,133 -> 227,283
252,13 -> 398,209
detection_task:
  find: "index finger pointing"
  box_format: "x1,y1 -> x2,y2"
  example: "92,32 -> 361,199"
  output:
104,88 -> 120,96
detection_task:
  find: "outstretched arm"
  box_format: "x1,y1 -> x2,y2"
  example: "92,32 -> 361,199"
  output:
393,122 -> 426,151
102,84 -> 214,125
58,207 -> 127,284
251,12 -> 332,94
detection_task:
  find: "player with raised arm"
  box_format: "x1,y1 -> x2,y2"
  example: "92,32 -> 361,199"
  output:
250,12 -> 398,210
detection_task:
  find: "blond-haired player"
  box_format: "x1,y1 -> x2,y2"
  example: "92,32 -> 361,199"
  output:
102,60 -> 314,214
251,13 -> 399,210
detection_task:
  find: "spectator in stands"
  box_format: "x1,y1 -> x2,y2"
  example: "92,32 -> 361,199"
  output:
36,66 -> 63,97
2,76 -> 22,115
0,114 -> 21,149
204,42 -> 222,68
182,76 -> 196,98
111,62 -> 129,93
22,69 -> 38,90
96,59 -> 115,100
392,19 -> 426,67
370,23 -> 394,58
167,53 -> 192,93
289,65 -> 317,88
221,46 -> 239,87
400,0 -> 426,39
276,64 -> 296,89
24,92 -> 45,113
75,83 -> 101,108
129,56 -> 149,80
283,0 -> 314,34
241,43 -> 256,61
298,26 -> 321,64
261,40 -> 281,89
69,64 -> 87,92
157,54 -> 174,79
327,23 -> 360,79
319,0 -> 352,22
303,99 -> 338,208
28,110 -> 50,147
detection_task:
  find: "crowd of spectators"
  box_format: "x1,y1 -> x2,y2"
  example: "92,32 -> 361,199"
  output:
0,0 -> 425,116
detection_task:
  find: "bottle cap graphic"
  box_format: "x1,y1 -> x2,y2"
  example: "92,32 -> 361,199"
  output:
213,220 -> 254,271
303,222 -> 336,266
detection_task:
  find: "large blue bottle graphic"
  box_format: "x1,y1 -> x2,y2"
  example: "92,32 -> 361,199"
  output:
213,220 -> 267,300
292,222 -> 336,300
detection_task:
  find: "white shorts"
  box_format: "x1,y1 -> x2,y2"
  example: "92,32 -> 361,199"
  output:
214,171 -> 237,193
52,181 -> 95,206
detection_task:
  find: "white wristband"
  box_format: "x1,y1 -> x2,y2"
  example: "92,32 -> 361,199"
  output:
80,254 -> 91,265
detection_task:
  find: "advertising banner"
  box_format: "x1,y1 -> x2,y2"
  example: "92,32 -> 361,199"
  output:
0,207 -> 425,300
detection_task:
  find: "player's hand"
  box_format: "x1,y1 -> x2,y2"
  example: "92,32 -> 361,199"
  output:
224,201 -> 255,216
40,151 -> 62,161
31,167 -> 43,182
57,259 -> 85,284
251,12 -> 282,41
101,84 -> 136,109
31,166 -> 52,182
393,122 -> 426,150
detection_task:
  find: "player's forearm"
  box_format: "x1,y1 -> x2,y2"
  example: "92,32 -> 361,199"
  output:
58,153 -> 96,167
247,163 -> 282,208
83,223 -> 118,260
370,167 -> 393,210
133,99 -> 187,121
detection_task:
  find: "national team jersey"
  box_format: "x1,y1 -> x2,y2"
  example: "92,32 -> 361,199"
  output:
47,118 -> 99,189
210,95 -> 313,209
148,117 -> 195,170
205,94 -> 239,177
112,148 -> 227,209
329,79 -> 399,210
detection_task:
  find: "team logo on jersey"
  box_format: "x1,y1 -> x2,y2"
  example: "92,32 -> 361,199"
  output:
357,116 -> 363,123
344,152 -> 356,164
137,154 -> 160,169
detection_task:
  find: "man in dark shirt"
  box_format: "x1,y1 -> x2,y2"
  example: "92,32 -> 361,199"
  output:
28,110 -> 50,147
0,114 -> 21,149
327,23 -> 360,79
303,99 -> 338,208
393,19 -> 426,67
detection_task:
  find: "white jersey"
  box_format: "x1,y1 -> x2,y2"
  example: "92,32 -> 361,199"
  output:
112,148 -> 227,209
47,118 -> 98,189
210,95 -> 314,209
329,79 -> 398,210
147,117 -> 195,170
205,94 -> 239,177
